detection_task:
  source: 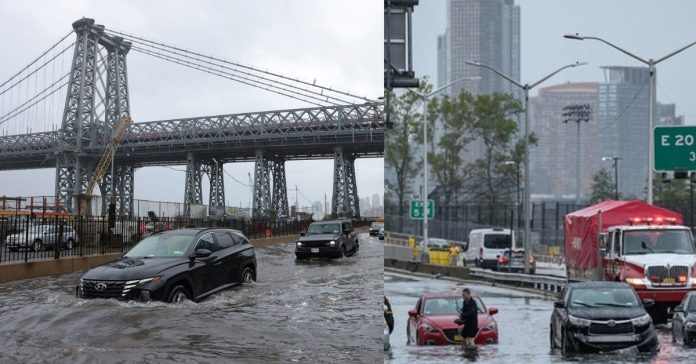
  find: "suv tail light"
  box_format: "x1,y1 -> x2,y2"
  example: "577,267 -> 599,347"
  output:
498,256 -> 509,264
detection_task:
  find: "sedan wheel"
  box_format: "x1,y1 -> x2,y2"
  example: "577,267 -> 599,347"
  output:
167,285 -> 190,304
32,240 -> 43,252
549,326 -> 555,349
241,267 -> 255,283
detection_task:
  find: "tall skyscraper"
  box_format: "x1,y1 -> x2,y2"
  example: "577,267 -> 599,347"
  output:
438,0 -> 520,99
371,193 -> 382,209
597,66 -> 655,199
529,82 -> 599,200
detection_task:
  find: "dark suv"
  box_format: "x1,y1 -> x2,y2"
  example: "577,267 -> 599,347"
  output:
550,281 -> 659,355
77,228 -> 256,303
295,220 -> 358,259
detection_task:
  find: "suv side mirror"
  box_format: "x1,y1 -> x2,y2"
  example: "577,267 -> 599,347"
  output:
195,249 -> 212,258
553,300 -> 565,308
408,308 -> 418,318
642,298 -> 655,308
300,232 -> 305,236
673,304 -> 684,312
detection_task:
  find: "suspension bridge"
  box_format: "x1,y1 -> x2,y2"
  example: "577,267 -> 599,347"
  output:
0,18 -> 384,218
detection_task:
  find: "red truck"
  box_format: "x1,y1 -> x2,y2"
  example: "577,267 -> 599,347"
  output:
565,200 -> 696,322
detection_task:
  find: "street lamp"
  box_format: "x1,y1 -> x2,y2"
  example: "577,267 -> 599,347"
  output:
408,76 -> 481,262
503,160 -> 521,234
602,156 -> 621,200
465,60 -> 586,274
564,33 -> 696,204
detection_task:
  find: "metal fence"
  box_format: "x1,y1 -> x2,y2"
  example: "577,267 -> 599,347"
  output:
0,214 -> 309,263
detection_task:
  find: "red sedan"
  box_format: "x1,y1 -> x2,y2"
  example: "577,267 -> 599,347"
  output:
407,292 -> 499,345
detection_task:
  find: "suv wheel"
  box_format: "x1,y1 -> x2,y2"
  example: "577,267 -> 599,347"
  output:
241,267 -> 255,283
65,239 -> 74,250
32,239 -> 43,252
167,285 -> 190,303
561,329 -> 572,355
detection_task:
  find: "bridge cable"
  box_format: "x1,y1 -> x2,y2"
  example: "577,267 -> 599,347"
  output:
0,31 -> 73,90
104,28 -> 376,103
130,46 -> 327,107
119,37 -> 354,105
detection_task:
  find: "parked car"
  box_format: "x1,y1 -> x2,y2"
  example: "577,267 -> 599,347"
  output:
549,281 -> 659,355
379,226 -> 385,240
671,291 -> 696,347
5,224 -> 78,252
418,238 -> 449,250
496,248 -> 535,274
77,228 -> 256,303
295,220 -> 358,259
407,292 -> 499,345
369,222 -> 384,236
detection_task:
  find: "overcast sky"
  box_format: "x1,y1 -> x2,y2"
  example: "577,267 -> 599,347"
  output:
0,0 -> 383,210
413,0 -> 696,123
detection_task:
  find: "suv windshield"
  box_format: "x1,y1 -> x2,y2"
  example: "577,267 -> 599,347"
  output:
307,223 -> 341,236
623,229 -> 695,255
484,234 -> 511,249
422,297 -> 485,316
125,232 -> 196,258
569,287 -> 640,308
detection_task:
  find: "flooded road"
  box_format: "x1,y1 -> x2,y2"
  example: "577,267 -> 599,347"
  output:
0,233 -> 382,363
385,271 -> 696,364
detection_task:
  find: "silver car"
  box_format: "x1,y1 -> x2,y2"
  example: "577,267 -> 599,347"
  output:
5,224 -> 79,252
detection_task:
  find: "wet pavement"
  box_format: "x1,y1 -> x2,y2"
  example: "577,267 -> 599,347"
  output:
0,233 -> 382,363
384,271 -> 696,364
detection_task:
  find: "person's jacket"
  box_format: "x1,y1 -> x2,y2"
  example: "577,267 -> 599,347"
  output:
459,298 -> 478,330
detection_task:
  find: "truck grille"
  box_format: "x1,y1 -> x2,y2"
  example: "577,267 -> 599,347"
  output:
300,241 -> 331,248
588,321 -> 633,335
646,265 -> 689,284
80,280 -> 126,299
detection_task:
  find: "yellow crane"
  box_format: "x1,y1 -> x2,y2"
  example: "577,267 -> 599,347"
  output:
78,116 -> 132,216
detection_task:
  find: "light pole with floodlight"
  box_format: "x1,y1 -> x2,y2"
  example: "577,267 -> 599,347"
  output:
564,33 -> 696,204
465,60 -> 586,273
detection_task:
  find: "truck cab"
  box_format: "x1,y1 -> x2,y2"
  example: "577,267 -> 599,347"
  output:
601,221 -> 696,321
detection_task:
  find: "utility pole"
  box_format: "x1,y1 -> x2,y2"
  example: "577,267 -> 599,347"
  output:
562,104 -> 591,205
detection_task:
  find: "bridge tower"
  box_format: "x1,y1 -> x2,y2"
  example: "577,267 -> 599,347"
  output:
332,147 -> 360,218
252,150 -> 272,218
55,18 -> 133,216
270,157 -> 289,218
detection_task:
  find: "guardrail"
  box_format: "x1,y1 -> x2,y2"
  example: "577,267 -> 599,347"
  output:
385,241 -> 567,295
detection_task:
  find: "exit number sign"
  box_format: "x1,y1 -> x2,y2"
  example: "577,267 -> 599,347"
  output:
654,126 -> 696,172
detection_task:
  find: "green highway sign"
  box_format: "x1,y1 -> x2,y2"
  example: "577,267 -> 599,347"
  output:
655,126 -> 696,172
409,199 -> 434,220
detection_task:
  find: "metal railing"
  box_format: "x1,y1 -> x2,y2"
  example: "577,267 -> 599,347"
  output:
0,214 -> 308,263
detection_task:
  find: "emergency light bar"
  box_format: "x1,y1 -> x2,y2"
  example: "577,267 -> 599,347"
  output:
627,216 -> 678,226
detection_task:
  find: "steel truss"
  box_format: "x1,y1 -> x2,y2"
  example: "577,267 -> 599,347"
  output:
332,146 -> 360,218
270,156 -> 289,217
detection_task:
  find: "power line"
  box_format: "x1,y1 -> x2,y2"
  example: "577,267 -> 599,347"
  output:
104,28 -> 376,103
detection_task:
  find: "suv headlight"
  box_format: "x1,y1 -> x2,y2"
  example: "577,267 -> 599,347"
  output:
296,241 -> 302,246
568,315 -> 592,327
329,240 -> 336,246
630,314 -> 652,326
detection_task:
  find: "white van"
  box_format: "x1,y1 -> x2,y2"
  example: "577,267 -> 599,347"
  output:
465,228 -> 516,269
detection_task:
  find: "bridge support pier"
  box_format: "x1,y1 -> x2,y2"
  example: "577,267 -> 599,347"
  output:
270,157 -> 289,218
102,164 -> 135,217
332,147 -> 360,219
206,159 -> 226,216
184,152 -> 203,217
252,150 -> 271,218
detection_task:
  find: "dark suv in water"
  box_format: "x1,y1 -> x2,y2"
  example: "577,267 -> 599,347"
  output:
550,281 -> 659,355
295,220 -> 358,259
77,228 -> 256,303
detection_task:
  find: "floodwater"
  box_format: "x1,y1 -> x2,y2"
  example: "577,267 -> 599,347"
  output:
385,271 -> 696,364
0,233 -> 382,363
